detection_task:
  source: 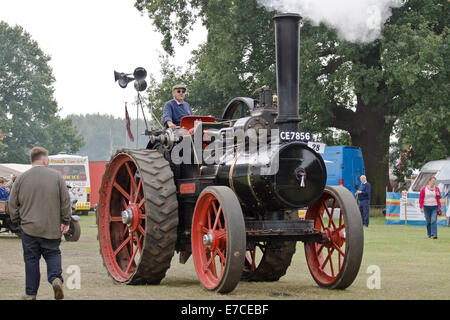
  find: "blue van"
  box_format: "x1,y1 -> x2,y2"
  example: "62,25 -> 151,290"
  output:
321,146 -> 365,195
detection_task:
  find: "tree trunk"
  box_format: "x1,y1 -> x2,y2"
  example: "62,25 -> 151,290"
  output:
350,108 -> 392,206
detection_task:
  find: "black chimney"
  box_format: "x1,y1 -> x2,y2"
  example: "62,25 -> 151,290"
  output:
273,13 -> 302,137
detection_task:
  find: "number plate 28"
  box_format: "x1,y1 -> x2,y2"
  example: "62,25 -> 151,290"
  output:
307,141 -> 326,154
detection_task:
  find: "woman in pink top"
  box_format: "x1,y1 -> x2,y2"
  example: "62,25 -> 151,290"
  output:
419,176 -> 442,239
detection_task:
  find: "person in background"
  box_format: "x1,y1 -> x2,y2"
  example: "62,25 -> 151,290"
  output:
162,83 -> 192,129
5,174 -> 16,194
8,146 -> 72,300
419,176 -> 441,239
355,175 -> 371,227
0,177 -> 9,201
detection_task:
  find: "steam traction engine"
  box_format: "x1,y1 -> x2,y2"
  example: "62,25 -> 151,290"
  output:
98,14 -> 364,293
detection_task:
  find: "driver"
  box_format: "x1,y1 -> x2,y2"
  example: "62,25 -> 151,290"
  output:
162,84 -> 192,129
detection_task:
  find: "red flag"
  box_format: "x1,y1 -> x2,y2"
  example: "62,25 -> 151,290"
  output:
125,104 -> 134,142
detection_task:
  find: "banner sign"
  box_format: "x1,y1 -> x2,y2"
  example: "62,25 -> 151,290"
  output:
386,192 -> 447,226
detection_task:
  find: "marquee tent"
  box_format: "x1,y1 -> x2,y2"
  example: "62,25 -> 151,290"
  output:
0,163 -> 32,178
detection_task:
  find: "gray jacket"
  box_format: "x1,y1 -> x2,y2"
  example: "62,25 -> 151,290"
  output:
8,166 -> 71,239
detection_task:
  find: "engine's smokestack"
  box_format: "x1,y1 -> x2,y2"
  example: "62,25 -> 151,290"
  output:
273,13 -> 302,137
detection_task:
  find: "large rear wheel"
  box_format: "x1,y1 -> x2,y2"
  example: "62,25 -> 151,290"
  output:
304,185 -> 364,289
98,149 -> 178,284
242,240 -> 296,282
191,186 -> 246,293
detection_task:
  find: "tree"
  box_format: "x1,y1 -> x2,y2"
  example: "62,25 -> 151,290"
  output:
388,0 -> 449,176
0,22 -> 83,163
69,113 -> 148,161
136,0 -> 449,205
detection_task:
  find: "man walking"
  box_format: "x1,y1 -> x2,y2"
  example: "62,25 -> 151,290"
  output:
355,175 -> 371,227
9,147 -> 71,300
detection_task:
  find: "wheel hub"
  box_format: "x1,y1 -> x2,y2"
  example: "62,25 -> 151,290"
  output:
122,209 -> 133,226
121,204 -> 141,232
322,228 -> 345,248
321,227 -> 345,248
332,230 -> 345,248
203,232 -> 214,248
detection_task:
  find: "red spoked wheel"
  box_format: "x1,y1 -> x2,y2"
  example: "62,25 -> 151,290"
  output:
304,185 -> 364,289
192,186 -> 245,293
98,149 -> 178,284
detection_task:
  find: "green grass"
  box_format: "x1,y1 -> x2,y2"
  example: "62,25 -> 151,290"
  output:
0,213 -> 449,300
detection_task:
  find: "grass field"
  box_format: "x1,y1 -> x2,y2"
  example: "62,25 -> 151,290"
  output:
0,212 -> 449,300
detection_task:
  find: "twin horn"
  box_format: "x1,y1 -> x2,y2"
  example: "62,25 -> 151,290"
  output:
114,67 -> 147,91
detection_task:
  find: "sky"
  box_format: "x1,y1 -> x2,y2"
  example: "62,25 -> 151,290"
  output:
0,0 -> 207,119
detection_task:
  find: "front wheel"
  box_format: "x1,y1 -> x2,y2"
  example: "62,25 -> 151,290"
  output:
304,186 -> 364,289
191,186 -> 246,293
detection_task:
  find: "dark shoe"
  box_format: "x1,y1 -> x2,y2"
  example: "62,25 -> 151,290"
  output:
431,235 -> 438,239
21,294 -> 36,300
51,278 -> 64,300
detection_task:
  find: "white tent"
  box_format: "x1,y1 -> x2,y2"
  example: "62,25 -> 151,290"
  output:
435,161 -> 450,185
0,163 -> 32,178
432,161 -> 450,219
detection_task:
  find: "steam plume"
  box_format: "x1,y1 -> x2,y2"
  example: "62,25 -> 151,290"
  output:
258,0 -> 405,43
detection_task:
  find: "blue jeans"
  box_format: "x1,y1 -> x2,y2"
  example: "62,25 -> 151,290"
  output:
423,206 -> 438,237
358,199 -> 370,227
21,232 -> 63,296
